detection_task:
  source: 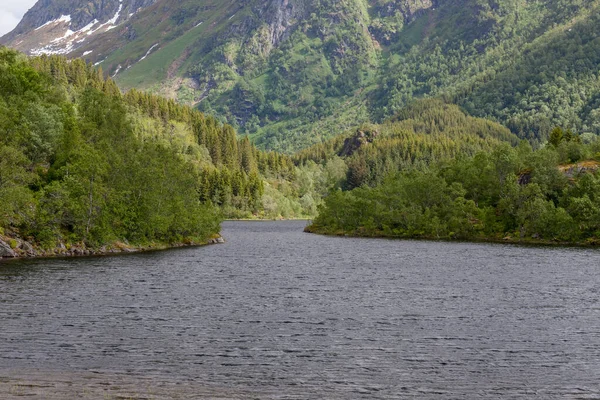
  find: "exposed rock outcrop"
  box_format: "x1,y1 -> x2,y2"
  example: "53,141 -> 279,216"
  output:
339,126 -> 379,157
263,0 -> 308,48
518,161 -> 600,186
0,240 -> 17,258
559,161 -> 600,178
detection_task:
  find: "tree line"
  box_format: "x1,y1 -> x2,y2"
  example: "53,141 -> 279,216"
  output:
308,133 -> 600,244
0,48 -> 307,251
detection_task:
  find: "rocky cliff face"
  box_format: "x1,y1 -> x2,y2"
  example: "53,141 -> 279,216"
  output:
261,0 -> 309,49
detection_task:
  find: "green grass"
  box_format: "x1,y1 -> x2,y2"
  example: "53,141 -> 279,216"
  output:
114,0 -> 238,89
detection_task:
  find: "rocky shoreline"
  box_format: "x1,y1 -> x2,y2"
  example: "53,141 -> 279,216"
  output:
0,235 -> 225,261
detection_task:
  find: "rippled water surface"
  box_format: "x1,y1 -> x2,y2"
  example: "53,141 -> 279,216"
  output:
2,221 -> 600,399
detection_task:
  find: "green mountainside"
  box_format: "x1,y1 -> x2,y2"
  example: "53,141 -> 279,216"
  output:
375,0 -> 600,143
294,99 -> 519,188
7,0 -> 599,153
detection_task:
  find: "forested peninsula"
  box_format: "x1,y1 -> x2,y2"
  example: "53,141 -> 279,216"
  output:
306,129 -> 600,245
0,48 -> 304,258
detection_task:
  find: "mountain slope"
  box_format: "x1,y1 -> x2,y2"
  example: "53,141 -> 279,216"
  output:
374,0 -> 600,142
3,0 -> 600,152
293,98 -> 520,188
1,0 -> 433,150
1,0 -> 157,56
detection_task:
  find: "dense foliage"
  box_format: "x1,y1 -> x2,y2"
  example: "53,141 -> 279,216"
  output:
376,0 -> 600,145
308,133 -> 600,244
0,48 -> 223,248
295,100 -> 519,188
0,48 -> 313,251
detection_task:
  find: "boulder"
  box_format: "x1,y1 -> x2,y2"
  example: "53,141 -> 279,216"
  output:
0,240 -> 17,258
18,240 -> 34,253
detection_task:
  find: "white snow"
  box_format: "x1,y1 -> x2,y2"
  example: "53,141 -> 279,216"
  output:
94,58 -> 106,66
83,51 -> 93,56
51,29 -> 75,43
30,0 -> 128,56
35,15 -> 72,31
139,43 -> 159,62
78,19 -> 99,35
86,0 -> 123,33
195,21 -> 203,28
112,64 -> 122,77
105,0 -> 123,30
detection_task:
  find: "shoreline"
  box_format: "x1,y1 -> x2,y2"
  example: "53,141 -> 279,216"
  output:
0,235 -> 225,262
0,218 -> 312,262
303,225 -> 600,248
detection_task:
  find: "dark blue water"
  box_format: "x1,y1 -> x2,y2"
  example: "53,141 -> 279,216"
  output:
1,221 -> 600,399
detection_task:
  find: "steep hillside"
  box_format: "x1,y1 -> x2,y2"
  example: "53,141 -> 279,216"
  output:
3,0 -> 600,152
1,0 -> 157,56
374,0 -> 600,143
1,0 -> 433,149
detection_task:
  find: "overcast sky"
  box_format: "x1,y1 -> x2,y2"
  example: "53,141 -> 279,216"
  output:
0,0 -> 38,37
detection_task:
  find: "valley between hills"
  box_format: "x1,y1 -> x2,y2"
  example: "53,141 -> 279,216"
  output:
4,3 -> 600,399
2,0 -> 600,256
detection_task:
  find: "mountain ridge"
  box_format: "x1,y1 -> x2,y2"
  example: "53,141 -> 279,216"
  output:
3,0 -> 600,153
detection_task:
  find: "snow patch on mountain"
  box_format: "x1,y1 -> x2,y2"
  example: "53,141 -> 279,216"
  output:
139,43 -> 159,62
29,1 -> 128,56
105,1 -> 124,31
35,15 -> 71,31
112,64 -> 122,77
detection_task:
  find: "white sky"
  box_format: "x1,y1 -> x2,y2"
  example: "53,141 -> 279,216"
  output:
0,0 -> 38,37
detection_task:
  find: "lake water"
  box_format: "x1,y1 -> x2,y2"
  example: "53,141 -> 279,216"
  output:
1,220 -> 600,399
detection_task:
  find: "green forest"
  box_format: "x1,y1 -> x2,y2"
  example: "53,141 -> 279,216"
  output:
307,127 -> 600,244
4,29 -> 600,254
0,47 -> 318,255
